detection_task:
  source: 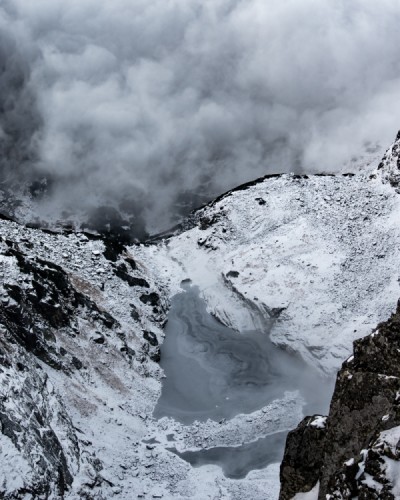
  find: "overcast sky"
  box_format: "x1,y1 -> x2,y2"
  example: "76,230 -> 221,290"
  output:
1,0 -> 400,229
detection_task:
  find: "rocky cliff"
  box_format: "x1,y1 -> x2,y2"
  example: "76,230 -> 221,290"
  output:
280,301 -> 400,500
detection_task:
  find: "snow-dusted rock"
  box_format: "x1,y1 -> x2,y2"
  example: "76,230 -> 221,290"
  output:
280,299 -> 400,499
0,222 -> 168,498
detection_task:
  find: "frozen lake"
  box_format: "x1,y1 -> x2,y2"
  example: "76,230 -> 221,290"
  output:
154,285 -> 333,477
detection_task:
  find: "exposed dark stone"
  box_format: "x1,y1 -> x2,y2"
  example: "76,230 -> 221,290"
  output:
125,256 -> 137,270
280,301 -> 400,499
197,236 -> 217,250
83,205 -> 148,247
120,345 -> 136,358
280,416 -> 327,500
1,284 -> 64,370
130,304 -> 140,321
113,264 -> 149,288
226,270 -> 239,278
117,262 -> 128,273
255,197 -> 266,205
143,330 -> 158,347
71,356 -> 83,370
0,247 -> 118,371
0,345 -> 75,497
92,334 -> 105,345
149,349 -> 161,363
103,239 -> 125,262
198,213 -> 223,230
197,173 -> 283,211
140,292 -> 160,307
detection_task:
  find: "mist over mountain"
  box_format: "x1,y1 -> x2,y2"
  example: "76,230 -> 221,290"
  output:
1,0 -> 400,231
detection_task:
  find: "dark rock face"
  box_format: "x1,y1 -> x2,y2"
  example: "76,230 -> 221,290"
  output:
143,330 -> 158,347
142,330 -> 161,362
140,292 -> 161,307
377,131 -> 400,188
1,241 -> 118,371
198,212 -> 224,230
113,263 -> 149,288
83,205 -> 148,246
280,416 -> 327,499
0,238 -> 126,496
280,302 -> 400,499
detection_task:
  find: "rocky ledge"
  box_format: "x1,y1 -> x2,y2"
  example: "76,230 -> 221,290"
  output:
280,300 -> 400,499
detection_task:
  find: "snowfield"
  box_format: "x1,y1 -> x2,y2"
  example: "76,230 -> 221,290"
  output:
137,167 -> 400,375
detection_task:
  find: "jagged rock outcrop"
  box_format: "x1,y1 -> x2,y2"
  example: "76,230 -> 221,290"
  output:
1,239 -> 119,370
377,130 -> 400,189
280,300 -> 400,499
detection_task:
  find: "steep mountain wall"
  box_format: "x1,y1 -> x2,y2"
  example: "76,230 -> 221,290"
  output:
280,301 -> 400,499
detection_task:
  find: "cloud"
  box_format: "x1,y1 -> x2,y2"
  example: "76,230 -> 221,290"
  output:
1,0 -> 400,231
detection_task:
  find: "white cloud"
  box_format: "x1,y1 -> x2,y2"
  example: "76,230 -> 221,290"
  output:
1,0 -> 400,230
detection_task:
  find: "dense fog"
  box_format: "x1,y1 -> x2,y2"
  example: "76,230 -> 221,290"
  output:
1,0 -> 400,230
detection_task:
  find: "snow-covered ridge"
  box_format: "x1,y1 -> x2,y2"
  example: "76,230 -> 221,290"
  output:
137,134 -> 400,374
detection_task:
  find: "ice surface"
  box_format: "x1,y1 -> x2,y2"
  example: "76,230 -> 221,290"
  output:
152,286 -> 333,481
155,286 -> 332,424
169,431 -> 287,479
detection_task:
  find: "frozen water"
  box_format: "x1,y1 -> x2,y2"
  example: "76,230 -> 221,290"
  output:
154,286 -> 332,424
169,431 -> 287,479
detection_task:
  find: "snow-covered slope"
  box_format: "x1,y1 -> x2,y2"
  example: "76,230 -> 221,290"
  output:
0,221 -> 167,498
137,135 -> 400,374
